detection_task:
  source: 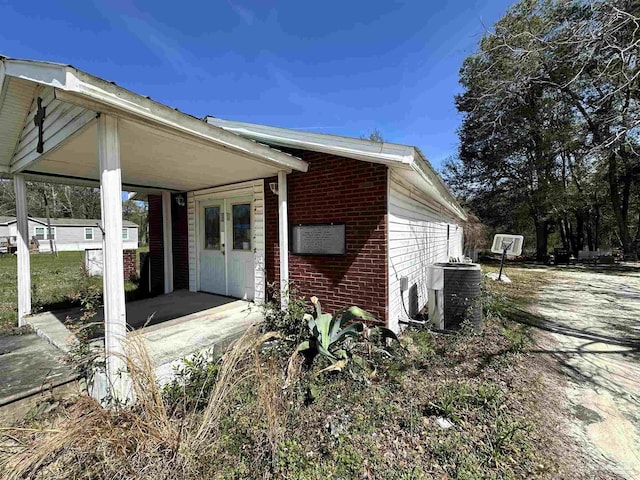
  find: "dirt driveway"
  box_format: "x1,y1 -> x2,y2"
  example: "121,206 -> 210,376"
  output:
535,265 -> 640,479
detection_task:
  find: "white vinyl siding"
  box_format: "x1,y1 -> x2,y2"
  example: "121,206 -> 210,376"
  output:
388,173 -> 463,332
34,226 -> 55,240
187,179 -> 266,302
26,220 -> 138,252
85,227 -> 94,240
11,86 -> 96,169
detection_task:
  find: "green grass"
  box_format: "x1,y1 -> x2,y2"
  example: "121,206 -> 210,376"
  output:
0,250 -> 141,333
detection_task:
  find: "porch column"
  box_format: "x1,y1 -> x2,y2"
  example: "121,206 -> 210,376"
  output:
97,114 -> 127,402
13,174 -> 31,326
278,171 -> 289,308
161,191 -> 173,294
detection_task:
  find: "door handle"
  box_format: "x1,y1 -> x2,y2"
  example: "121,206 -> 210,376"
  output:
221,243 -> 225,255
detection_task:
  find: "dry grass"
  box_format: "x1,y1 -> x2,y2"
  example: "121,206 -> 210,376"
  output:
1,328 -> 285,480
481,264 -> 552,306
1,270 -> 606,479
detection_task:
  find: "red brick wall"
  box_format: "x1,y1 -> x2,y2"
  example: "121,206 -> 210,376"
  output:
148,195 -> 165,294
265,150 -> 388,323
171,193 -> 189,289
123,249 -> 137,280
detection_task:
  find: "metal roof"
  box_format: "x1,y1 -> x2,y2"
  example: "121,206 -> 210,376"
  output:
206,117 -> 466,221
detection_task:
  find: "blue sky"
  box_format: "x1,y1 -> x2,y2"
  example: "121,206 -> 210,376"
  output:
0,0 -> 513,169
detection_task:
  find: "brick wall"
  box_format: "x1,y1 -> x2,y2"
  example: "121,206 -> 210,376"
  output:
265,150 -> 388,323
171,193 -> 189,289
148,195 -> 164,294
123,249 -> 137,280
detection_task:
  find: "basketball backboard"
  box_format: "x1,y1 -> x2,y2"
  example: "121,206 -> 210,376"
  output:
491,234 -> 524,256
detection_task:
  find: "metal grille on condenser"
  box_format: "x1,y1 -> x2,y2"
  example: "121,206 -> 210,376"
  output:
443,267 -> 483,329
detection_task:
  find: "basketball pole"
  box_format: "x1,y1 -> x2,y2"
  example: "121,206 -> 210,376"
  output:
497,240 -> 513,281
498,247 -> 507,281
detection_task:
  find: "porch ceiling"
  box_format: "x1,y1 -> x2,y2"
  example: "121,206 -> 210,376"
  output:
27,118 -> 294,192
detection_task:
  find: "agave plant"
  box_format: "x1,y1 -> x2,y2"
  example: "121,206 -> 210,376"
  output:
296,296 -> 398,367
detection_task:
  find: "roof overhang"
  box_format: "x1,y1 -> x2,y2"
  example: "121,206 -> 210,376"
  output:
206,117 -> 466,221
0,57 -> 308,192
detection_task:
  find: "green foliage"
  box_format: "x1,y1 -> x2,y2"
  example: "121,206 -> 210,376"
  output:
66,266 -> 104,376
296,296 -> 398,369
163,349 -> 221,412
260,282 -> 310,343
425,383 -> 472,424
445,0 -> 640,258
502,324 -> 531,353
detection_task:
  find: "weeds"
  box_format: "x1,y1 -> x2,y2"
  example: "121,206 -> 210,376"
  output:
260,282 -> 310,343
2,266 -> 568,479
163,350 -> 221,413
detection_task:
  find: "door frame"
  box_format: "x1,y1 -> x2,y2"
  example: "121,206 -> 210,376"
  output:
195,194 -> 255,298
189,179 -> 266,302
198,198 -> 227,295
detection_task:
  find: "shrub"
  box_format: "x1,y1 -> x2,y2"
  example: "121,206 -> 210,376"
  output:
260,282 -> 310,344
163,349 -> 221,413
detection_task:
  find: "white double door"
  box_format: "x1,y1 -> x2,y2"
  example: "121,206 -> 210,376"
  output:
199,196 -> 254,300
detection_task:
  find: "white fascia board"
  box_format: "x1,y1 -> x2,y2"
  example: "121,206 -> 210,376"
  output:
206,117 -> 415,167
206,117 -> 465,221
2,58 -> 308,174
3,59 -> 70,89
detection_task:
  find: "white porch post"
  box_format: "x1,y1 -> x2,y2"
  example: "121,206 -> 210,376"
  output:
98,114 -> 127,402
161,191 -> 173,294
278,171 -> 289,308
13,174 -> 31,325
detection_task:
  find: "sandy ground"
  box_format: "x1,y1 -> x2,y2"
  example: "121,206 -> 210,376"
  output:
535,265 -> 640,479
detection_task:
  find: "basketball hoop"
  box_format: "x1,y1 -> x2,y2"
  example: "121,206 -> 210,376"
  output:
491,234 -> 524,281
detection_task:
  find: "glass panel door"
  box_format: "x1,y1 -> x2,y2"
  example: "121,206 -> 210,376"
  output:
204,206 -> 221,250
200,201 -> 226,295
232,203 -> 251,250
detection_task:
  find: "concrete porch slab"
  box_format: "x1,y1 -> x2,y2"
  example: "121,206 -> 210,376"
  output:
143,299 -> 262,382
0,332 -> 78,408
27,291 -> 239,333
23,290 -> 264,384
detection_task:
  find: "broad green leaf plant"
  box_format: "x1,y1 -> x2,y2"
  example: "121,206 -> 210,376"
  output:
296,296 -> 398,370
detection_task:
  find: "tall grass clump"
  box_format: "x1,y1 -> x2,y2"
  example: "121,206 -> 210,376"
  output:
4,327 -> 281,480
